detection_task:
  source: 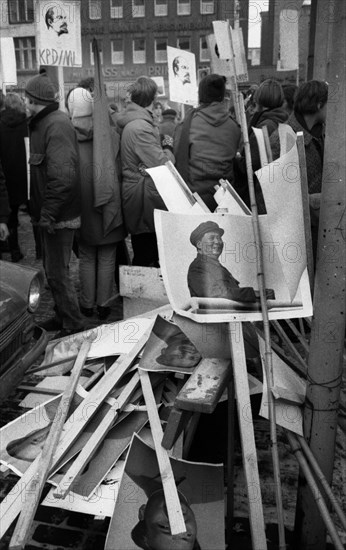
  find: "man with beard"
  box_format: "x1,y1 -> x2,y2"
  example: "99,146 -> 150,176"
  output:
45,6 -> 69,36
172,56 -> 191,86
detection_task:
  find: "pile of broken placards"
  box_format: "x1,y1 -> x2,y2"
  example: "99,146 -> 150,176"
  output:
0,304 -> 240,549
0,296 -> 317,550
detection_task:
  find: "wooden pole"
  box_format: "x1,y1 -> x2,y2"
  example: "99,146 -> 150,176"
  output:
9,341 -> 90,550
297,435 -> 346,531
295,1 -> 346,548
139,369 -> 187,537
229,324 -> 267,550
287,432 -> 344,550
238,92 -> 286,549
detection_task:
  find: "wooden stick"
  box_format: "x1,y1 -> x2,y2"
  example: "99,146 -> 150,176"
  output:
296,132 -> 314,292
226,374 -> 235,547
53,371 -> 141,498
271,320 -> 308,371
9,341 -> 91,550
229,323 -> 267,549
261,125 -> 273,164
192,192 -> 210,212
285,319 -> 310,352
0,328 -> 152,539
297,434 -> 346,531
139,369 -> 187,537
239,90 -> 286,549
286,432 -> 344,550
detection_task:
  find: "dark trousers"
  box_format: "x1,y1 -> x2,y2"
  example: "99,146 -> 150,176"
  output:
131,233 -> 159,267
42,227 -> 84,331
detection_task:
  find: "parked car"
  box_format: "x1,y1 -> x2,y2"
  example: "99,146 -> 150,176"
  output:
0,260 -> 48,400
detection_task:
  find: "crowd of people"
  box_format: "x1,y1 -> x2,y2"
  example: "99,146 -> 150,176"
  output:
0,71 -> 328,337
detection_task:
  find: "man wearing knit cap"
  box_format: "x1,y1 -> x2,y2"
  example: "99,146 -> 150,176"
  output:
187,221 -> 275,303
174,74 -> 241,211
25,72 -> 85,337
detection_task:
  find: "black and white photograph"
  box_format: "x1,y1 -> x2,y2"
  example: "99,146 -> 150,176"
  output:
105,434 -> 225,550
139,315 -> 202,375
155,211 -> 312,323
0,1 -> 345,549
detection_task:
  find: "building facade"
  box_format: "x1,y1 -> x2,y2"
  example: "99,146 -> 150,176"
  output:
0,0 -> 310,104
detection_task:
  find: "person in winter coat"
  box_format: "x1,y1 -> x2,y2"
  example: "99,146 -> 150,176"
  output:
270,80 -> 328,263
117,76 -> 174,267
174,74 -> 241,212
235,78 -> 288,213
0,92 -> 29,261
247,78 -> 288,172
67,87 -> 126,321
0,159 -> 10,245
25,72 -> 85,337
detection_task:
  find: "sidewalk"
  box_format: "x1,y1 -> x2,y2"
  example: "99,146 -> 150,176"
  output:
4,208 -> 124,331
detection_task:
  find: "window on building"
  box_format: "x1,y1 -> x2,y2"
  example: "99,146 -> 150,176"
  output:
177,0 -> 190,15
14,37 -> 36,70
177,37 -> 191,51
8,0 -> 34,23
132,0 -> 145,17
155,38 -> 167,63
200,0 -> 214,15
111,39 -> 124,64
200,35 -> 210,61
110,0 -> 123,18
133,37 -> 146,63
154,0 -> 168,16
89,0 -> 101,19
90,41 -> 103,65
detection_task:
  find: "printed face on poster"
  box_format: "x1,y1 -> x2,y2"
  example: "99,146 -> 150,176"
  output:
105,434 -> 225,550
36,0 -> 82,66
154,210 -> 312,323
167,46 -> 198,106
139,315 -> 202,375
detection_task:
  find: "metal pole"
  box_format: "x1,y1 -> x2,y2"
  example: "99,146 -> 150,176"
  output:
295,1 -> 346,547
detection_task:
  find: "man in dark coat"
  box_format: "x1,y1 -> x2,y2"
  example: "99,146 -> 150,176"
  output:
25,72 -> 85,336
187,221 -> 275,302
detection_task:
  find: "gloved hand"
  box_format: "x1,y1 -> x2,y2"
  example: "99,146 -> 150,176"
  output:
160,134 -> 174,154
39,214 -> 55,234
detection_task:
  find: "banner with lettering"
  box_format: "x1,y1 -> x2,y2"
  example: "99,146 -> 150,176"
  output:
36,0 -> 82,67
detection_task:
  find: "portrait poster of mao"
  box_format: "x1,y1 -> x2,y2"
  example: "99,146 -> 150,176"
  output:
167,46 -> 198,106
154,210 -> 312,323
139,315 -> 202,375
105,434 -> 225,550
36,0 -> 82,67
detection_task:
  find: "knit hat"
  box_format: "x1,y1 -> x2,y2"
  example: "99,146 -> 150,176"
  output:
198,74 -> 226,104
162,108 -> 177,118
190,221 -> 224,247
25,73 -> 58,105
67,87 -> 93,118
